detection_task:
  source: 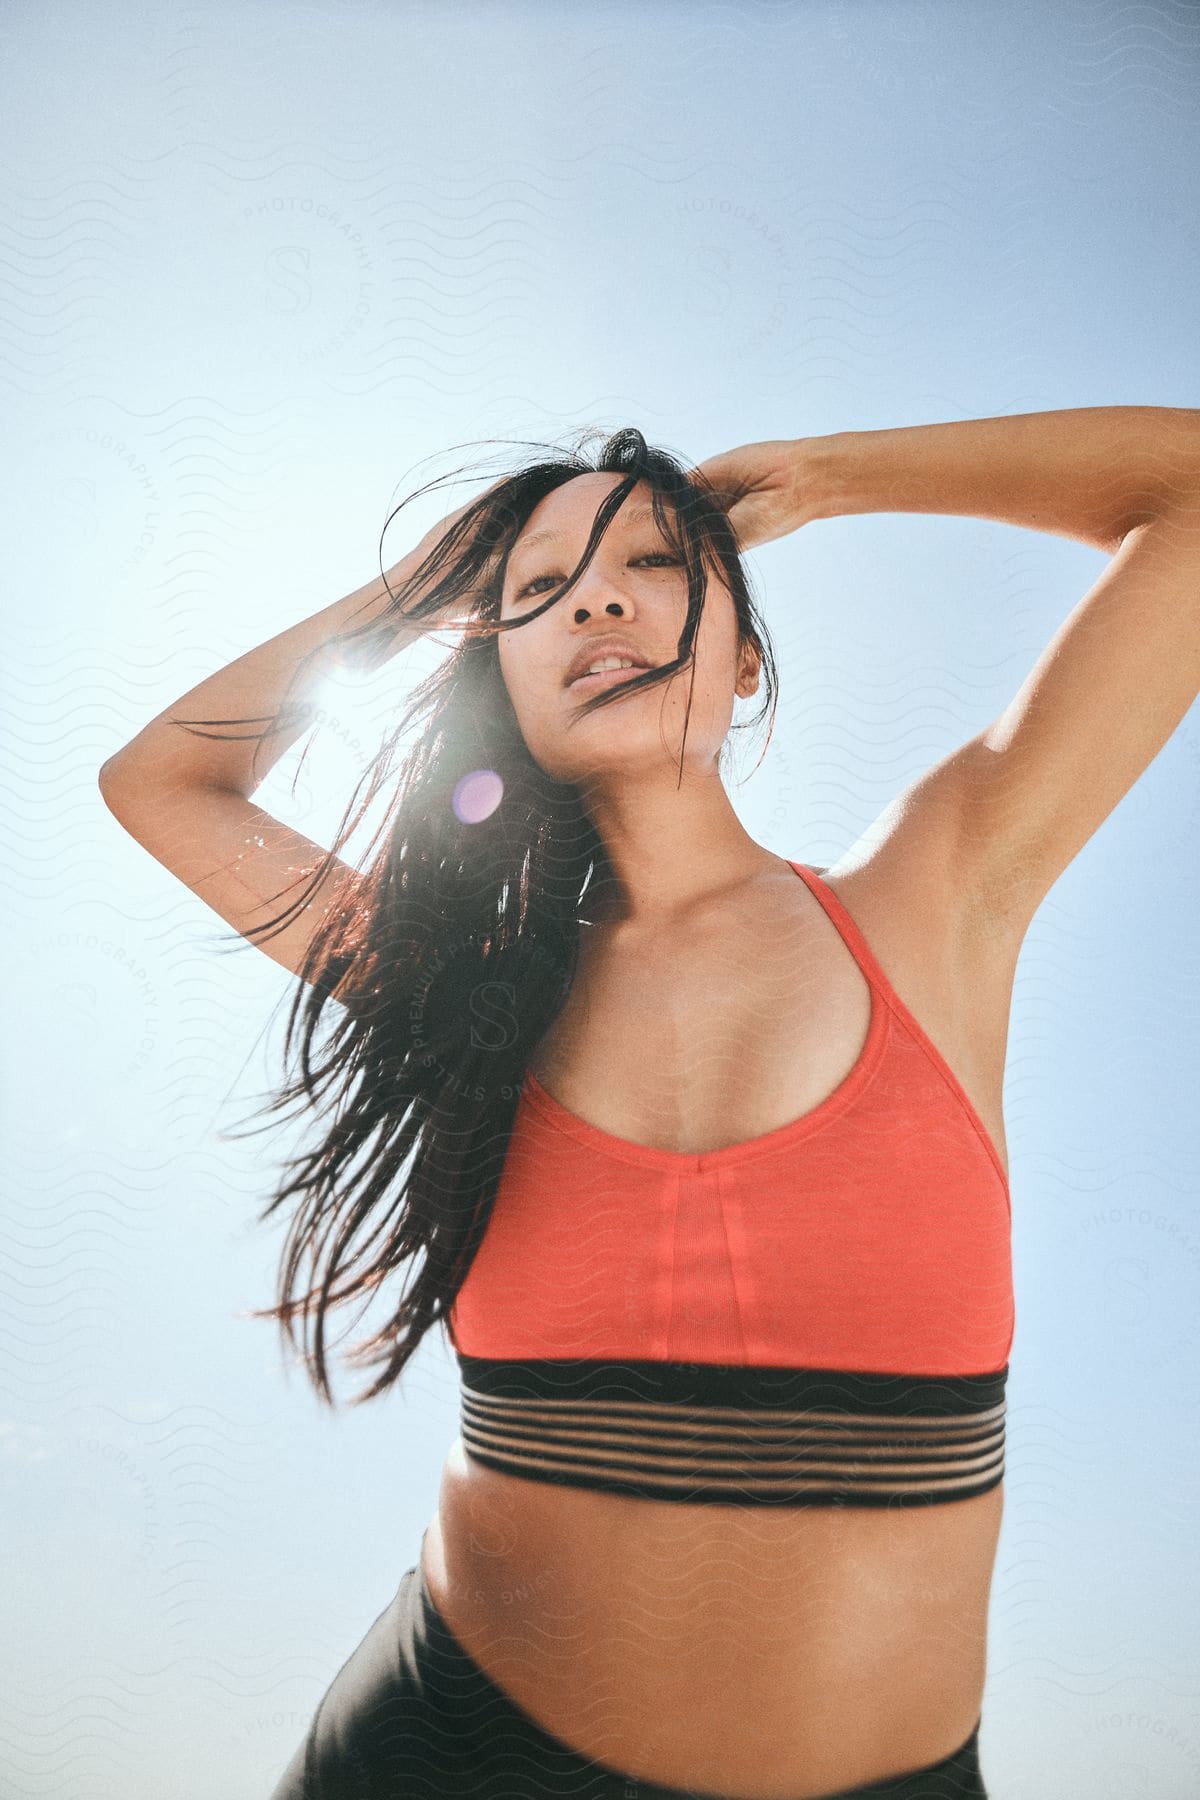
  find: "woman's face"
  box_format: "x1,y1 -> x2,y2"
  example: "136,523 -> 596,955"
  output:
497,474 -> 760,786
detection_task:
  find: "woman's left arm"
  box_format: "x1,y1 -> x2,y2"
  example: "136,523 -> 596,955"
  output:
801,407 -> 1200,932
806,405 -> 1200,552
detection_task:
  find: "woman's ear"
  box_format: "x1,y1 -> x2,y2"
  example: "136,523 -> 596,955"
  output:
735,640 -> 762,698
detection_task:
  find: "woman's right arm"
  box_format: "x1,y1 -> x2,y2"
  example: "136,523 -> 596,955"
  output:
98,500 -> 484,987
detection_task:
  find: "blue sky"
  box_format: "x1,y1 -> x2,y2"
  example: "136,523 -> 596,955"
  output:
6,2 -> 1200,1795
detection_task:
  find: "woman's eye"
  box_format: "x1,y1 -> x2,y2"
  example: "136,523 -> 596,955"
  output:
516,553 -> 678,599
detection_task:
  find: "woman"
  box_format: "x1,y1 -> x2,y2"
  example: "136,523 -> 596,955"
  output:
99,410 -> 1200,1798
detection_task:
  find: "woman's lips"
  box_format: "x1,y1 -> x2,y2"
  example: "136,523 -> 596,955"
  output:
567,665 -> 650,692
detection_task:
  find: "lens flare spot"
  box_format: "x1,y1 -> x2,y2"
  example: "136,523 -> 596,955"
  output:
452,768 -> 504,824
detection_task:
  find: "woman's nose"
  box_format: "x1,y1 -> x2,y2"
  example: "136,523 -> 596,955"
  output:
572,600 -> 628,622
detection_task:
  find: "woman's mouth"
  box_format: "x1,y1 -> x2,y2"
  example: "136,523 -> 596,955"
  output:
567,665 -> 649,692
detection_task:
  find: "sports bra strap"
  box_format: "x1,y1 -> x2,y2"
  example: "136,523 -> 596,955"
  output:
788,862 -> 894,999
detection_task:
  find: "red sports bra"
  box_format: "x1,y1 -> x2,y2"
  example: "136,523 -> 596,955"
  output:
448,861 -> 1014,1509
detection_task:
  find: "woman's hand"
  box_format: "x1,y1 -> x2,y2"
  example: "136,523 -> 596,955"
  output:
685,437 -> 822,553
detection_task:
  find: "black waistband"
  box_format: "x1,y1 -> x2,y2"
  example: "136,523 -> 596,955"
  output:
455,1355 -> 1008,1508
456,1353 -> 1008,1412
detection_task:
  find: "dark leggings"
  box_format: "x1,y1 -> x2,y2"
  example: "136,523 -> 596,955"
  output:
268,1536 -> 989,1799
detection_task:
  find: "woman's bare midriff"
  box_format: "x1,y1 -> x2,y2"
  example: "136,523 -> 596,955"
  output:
422,1460 -> 1003,1798
421,848 -> 1019,1797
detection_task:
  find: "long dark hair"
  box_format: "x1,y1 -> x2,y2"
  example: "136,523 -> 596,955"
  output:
206,426 -> 780,1405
